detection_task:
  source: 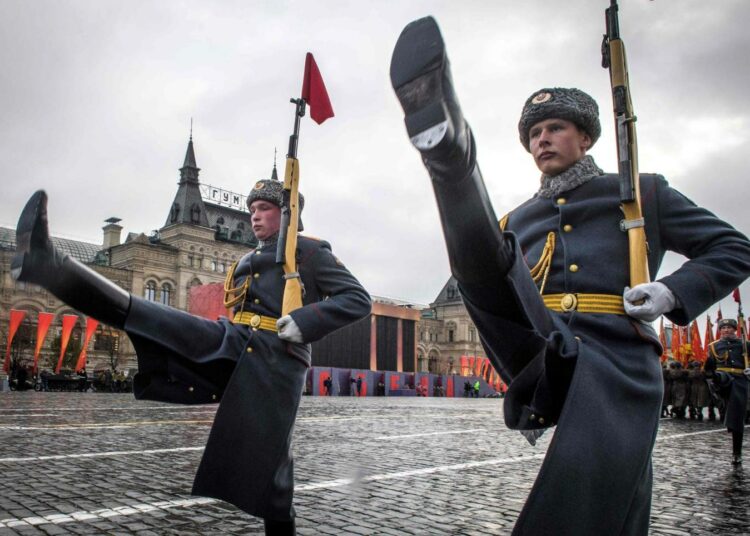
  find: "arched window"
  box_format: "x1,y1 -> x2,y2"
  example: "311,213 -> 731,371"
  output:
190,204 -> 201,224
161,283 -> 172,306
210,260 -> 217,271
230,230 -> 242,241
216,217 -> 225,225
237,222 -> 245,230
170,203 -> 180,223
144,281 -> 156,301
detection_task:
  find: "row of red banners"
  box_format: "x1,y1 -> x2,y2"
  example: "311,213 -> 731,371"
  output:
3,310 -> 98,375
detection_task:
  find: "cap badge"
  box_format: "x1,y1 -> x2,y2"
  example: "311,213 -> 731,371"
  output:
253,181 -> 265,190
532,92 -> 552,104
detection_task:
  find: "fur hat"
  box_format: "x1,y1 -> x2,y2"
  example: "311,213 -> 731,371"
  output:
518,87 -> 601,151
718,318 -> 738,329
246,179 -> 305,231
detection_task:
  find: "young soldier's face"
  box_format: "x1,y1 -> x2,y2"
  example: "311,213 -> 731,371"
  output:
249,200 -> 281,240
719,325 -> 737,339
528,118 -> 591,176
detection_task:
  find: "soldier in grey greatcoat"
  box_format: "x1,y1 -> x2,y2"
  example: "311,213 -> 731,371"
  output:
705,318 -> 750,465
11,183 -> 371,535
390,17 -> 750,536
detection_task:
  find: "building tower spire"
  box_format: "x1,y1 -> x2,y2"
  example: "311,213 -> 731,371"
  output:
165,124 -> 209,228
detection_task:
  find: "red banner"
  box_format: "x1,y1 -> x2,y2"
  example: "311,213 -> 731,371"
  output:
690,320 -> 705,363
704,314 -> 715,355
3,310 -> 27,374
55,315 -> 79,374
74,317 -> 99,373
670,323 -> 681,361
715,308 -> 723,339
33,312 -> 56,375
188,283 -> 230,320
459,356 -> 469,376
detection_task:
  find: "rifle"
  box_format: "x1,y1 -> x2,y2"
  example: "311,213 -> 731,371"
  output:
736,301 -> 750,370
601,0 -> 650,288
276,98 -> 306,316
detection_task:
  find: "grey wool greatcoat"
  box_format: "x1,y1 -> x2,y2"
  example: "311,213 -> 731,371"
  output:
460,173 -> 750,536
127,235 -> 371,521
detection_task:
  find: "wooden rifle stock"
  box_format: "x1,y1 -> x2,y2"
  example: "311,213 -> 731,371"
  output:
603,0 -> 650,288
277,98 -> 306,316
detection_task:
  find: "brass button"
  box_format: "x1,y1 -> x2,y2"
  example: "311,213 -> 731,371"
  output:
254,298 -> 260,304
575,336 -> 582,342
255,250 -> 261,255
250,315 -> 261,328
563,224 -> 573,232
253,273 -> 260,279
556,197 -> 566,205
530,414 -> 536,421
246,346 -> 253,353
538,417 -> 545,425
569,264 -> 579,272
212,394 -> 217,401
560,293 -> 578,312
188,386 -> 194,392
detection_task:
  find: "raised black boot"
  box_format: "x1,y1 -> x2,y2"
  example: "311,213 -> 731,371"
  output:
11,190 -> 131,328
390,16 -> 512,291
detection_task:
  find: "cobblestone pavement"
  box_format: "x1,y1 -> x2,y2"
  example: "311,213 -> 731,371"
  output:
0,393 -> 747,535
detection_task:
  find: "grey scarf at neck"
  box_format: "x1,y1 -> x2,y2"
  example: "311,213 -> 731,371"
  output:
258,233 -> 279,249
537,155 -> 604,198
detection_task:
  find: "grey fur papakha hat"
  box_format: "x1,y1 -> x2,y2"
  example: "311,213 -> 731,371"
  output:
718,318 -> 738,329
246,179 -> 305,210
518,87 -> 601,151
246,179 -> 305,230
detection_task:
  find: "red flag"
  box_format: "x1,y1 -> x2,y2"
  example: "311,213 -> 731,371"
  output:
33,312 -> 56,375
74,317 -> 99,373
55,315 -> 79,374
690,320 -> 705,362
732,288 -> 742,303
670,323 -> 680,361
301,53 -> 334,124
715,308 -> 723,339
704,314 -> 714,355
3,310 -> 27,374
459,355 -> 468,376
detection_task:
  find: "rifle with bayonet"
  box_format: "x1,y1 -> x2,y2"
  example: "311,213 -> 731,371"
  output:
276,98 -> 306,317
601,0 -> 650,288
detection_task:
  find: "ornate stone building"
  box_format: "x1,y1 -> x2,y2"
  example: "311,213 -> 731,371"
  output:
416,276 -> 483,375
0,136 -> 258,376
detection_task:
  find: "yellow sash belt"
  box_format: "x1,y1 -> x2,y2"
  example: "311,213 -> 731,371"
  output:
543,293 -> 625,315
233,312 -> 279,332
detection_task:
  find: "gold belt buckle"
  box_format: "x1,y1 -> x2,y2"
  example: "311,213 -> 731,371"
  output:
560,293 -> 578,312
249,314 -> 261,328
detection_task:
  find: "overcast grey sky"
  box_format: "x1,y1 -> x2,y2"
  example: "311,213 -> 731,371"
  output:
1,0 -> 749,323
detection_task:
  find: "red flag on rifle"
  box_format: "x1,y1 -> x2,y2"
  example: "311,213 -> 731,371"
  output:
301,53 -> 334,124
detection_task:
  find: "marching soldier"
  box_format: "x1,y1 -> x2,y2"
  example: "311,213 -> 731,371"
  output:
390,17 -> 750,535
11,183 -> 371,535
668,360 -> 689,419
706,318 -> 750,465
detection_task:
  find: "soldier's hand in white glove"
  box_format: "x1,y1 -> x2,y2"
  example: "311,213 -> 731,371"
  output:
623,282 -> 676,322
744,368 -> 750,380
277,315 -> 304,343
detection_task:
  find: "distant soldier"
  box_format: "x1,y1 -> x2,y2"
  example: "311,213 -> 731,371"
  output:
706,318 -> 750,465
668,361 -> 689,419
661,361 -> 673,418
687,361 -> 710,420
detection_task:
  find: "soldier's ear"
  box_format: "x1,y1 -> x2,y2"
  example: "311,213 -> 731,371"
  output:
580,131 -> 592,151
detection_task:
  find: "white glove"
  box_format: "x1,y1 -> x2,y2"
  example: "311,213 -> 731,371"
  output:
277,315 -> 304,343
623,282 -> 676,322
744,368 -> 750,380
